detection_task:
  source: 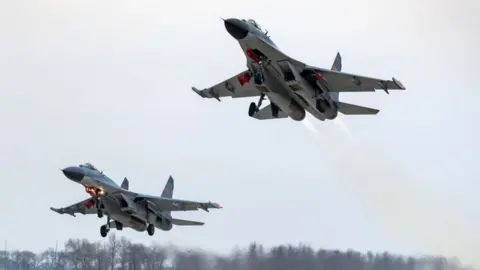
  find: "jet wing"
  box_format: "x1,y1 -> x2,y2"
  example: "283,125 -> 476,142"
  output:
192,70 -> 262,101
255,38 -> 306,69
50,198 -> 97,217
134,195 -> 222,212
305,66 -> 406,94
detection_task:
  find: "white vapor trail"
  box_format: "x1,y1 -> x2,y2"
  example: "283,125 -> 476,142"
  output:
332,117 -> 353,139
301,117 -> 319,134
300,115 -> 479,269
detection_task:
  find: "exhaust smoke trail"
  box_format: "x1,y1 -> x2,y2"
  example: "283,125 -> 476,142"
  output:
301,117 -> 479,269
332,117 -> 353,139
301,117 -> 319,134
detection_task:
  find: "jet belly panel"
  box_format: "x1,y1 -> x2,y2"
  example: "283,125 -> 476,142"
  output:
262,66 -> 295,113
262,65 -> 290,95
277,61 -> 336,121
119,194 -> 139,214
110,212 -> 148,232
262,67 -> 306,121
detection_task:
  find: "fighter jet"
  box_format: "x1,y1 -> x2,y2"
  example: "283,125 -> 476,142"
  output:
50,163 -> 222,237
192,18 -> 406,122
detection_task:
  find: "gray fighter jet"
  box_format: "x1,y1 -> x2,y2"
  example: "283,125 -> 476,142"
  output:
50,163 -> 222,237
192,18 -> 406,121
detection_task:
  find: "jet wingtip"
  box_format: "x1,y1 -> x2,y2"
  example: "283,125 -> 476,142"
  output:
192,86 -> 221,102
211,202 -> 223,209
392,77 -> 406,90
191,86 -> 202,96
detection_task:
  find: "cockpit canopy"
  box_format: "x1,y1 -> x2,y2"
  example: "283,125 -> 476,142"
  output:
243,18 -> 262,31
80,163 -> 100,172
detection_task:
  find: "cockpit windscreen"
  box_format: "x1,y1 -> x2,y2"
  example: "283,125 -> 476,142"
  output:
247,19 -> 261,30
241,18 -> 262,31
80,163 -> 100,172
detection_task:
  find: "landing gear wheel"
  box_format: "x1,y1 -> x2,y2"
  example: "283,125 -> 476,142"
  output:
254,72 -> 264,85
97,209 -> 103,218
100,225 -> 109,237
248,93 -> 266,117
248,102 -> 257,117
147,224 -> 155,236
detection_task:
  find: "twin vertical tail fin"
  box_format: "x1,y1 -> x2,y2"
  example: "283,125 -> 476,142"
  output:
159,175 -> 206,226
329,52 -> 380,115
160,176 -> 174,217
161,176 -> 174,198
331,52 -> 342,72
330,52 -> 342,101
121,177 -> 129,190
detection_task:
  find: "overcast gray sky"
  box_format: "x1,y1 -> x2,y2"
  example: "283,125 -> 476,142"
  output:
1,0 -> 479,267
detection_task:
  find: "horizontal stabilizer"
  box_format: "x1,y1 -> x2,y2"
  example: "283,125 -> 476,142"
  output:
171,218 -> 204,226
336,101 -> 379,115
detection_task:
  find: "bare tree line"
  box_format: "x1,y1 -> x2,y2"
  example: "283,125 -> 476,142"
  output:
0,233 -> 472,270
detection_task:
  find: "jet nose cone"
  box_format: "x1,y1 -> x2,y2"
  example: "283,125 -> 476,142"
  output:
62,167 -> 84,182
224,18 -> 249,40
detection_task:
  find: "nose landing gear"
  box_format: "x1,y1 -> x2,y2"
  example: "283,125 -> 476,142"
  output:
254,72 -> 265,85
95,197 -> 105,218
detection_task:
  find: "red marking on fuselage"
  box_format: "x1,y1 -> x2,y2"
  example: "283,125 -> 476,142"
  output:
313,72 -> 325,81
84,199 -> 95,209
246,49 -> 260,63
237,73 -> 252,86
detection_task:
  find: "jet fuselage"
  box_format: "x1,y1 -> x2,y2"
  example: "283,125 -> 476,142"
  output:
61,164 -> 172,232
224,18 -> 338,121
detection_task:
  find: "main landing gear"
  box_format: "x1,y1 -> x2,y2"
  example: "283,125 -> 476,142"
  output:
147,224 -> 155,236
100,216 -> 111,237
248,93 -> 266,117
144,200 -> 155,236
